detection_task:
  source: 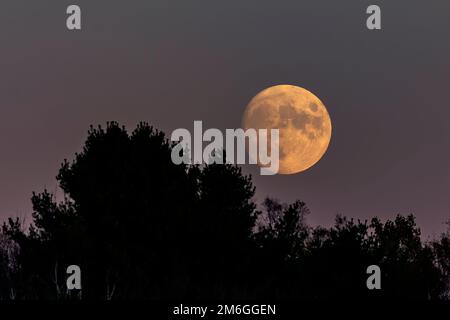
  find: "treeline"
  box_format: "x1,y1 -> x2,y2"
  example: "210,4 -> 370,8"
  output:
0,122 -> 449,300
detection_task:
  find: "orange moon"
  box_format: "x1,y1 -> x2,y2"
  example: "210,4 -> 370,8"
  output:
242,85 -> 332,174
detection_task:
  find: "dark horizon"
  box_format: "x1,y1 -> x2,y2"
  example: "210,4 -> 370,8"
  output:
1,121 -> 448,300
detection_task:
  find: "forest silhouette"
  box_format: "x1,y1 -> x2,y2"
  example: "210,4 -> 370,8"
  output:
0,122 -> 449,300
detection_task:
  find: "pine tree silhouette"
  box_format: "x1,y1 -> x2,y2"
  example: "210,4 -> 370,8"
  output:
0,122 -> 449,300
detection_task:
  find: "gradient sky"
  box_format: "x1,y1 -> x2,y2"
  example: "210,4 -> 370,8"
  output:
1,0 -> 450,237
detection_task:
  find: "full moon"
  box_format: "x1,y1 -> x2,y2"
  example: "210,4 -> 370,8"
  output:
242,85 -> 332,174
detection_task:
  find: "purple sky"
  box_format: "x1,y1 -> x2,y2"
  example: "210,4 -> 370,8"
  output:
1,0 -> 450,237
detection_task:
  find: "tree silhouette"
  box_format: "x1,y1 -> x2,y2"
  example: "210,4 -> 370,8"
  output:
431,221 -> 450,299
0,122 -> 449,300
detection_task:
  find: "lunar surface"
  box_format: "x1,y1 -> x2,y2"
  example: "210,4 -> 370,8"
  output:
242,85 -> 332,174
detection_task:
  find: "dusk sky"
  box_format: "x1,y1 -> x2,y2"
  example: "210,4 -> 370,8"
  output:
1,0 -> 450,237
